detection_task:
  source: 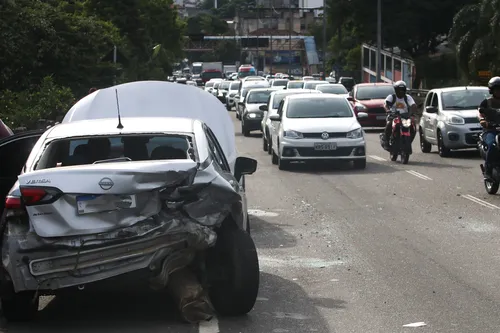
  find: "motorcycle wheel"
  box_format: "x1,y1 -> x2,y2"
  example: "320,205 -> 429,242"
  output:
484,179 -> 500,195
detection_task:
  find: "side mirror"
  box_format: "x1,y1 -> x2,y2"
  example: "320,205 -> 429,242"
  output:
234,156 -> 257,182
282,86 -> 287,90
259,105 -> 268,111
347,96 -> 354,102
357,112 -> 368,118
425,106 -> 438,113
269,114 -> 281,121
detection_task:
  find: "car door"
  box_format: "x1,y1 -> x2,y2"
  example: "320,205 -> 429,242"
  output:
0,130 -> 44,216
262,95 -> 272,135
427,93 -> 440,143
421,92 -> 433,140
203,125 -> 248,231
271,100 -> 285,152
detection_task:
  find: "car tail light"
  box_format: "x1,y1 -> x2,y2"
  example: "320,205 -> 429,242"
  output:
19,186 -> 62,206
5,196 -> 22,210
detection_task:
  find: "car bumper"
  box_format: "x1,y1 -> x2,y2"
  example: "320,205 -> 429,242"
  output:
279,137 -> 366,160
243,117 -> 263,131
357,113 -> 387,127
442,124 -> 482,149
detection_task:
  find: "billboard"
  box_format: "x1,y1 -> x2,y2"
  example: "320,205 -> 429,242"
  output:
264,51 -> 301,65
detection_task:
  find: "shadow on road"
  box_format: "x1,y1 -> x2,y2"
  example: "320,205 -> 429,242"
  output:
7,289 -> 197,333
250,216 -> 297,249
283,160 -> 399,175
219,272 -> 343,332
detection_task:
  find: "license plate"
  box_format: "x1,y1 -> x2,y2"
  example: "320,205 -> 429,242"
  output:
76,194 -> 137,215
314,142 -> 337,150
377,115 -> 386,120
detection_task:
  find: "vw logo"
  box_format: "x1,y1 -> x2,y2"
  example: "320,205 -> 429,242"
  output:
98,177 -> 114,190
321,132 -> 330,140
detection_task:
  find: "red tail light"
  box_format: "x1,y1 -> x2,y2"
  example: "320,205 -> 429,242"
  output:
5,196 -> 22,210
19,187 -> 62,206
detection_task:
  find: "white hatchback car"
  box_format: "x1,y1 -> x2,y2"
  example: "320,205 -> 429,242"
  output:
269,94 -> 368,170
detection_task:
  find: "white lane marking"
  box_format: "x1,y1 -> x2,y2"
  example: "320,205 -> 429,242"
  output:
406,170 -> 432,180
248,209 -> 279,217
461,194 -> 500,209
259,255 -> 344,268
368,155 -> 387,161
199,317 -> 219,333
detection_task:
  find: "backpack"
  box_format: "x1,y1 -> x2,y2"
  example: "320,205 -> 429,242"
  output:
386,94 -> 410,110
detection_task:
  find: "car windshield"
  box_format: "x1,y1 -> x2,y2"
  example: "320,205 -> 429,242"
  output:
287,98 -> 353,118
35,135 -> 192,170
247,91 -> 272,104
441,89 -> 490,110
356,85 -> 395,100
230,82 -> 241,90
272,92 -> 311,109
273,80 -> 288,87
287,81 -> 304,89
316,85 -> 348,94
304,82 -> 324,89
220,82 -> 230,90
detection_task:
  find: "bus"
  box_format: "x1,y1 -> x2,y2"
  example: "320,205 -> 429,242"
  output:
237,65 -> 256,79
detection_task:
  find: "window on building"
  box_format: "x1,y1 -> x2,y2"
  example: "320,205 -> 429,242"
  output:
363,47 -> 370,67
370,49 -> 376,71
394,59 -> 401,71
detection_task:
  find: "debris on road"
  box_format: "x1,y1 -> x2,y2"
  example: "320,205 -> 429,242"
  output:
403,322 -> 427,327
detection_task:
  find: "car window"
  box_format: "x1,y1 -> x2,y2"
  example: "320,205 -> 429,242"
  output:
431,93 -> 439,107
35,135 -> 192,169
214,83 -> 220,89
304,82 -> 324,89
247,90 -> 273,104
424,92 -> 434,107
220,82 -> 230,90
273,80 -> 288,87
205,82 -> 214,88
230,82 -> 241,90
316,85 -> 348,94
440,89 -> 489,110
355,85 -> 395,100
287,81 -> 304,89
287,98 -> 353,118
203,125 -> 230,172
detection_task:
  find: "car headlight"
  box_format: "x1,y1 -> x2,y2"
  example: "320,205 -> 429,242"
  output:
346,128 -> 363,139
247,113 -> 258,118
284,130 -> 303,139
445,115 -> 465,125
354,102 -> 367,111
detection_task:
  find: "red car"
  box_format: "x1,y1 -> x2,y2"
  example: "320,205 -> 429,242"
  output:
348,83 -> 395,127
0,119 -> 13,139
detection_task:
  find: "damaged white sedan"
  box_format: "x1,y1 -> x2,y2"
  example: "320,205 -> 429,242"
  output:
0,114 -> 258,322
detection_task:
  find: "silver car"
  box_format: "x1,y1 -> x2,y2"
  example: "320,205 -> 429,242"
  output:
241,88 -> 279,136
419,86 -> 489,157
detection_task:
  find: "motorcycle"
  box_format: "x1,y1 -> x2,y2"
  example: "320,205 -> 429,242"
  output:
477,107 -> 500,194
379,110 -> 415,164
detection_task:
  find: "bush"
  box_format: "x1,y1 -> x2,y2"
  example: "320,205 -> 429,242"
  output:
0,77 -> 75,130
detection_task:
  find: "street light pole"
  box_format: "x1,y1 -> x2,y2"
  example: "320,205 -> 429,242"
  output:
376,0 -> 382,82
289,2 -> 292,75
322,0 -> 326,80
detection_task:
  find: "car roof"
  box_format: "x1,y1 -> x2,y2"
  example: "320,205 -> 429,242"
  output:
304,80 -> 325,84
274,79 -> 289,82
316,83 -> 344,87
272,89 -> 317,96
242,82 -> 269,88
356,83 -> 392,87
286,93 -> 345,101
247,88 -> 279,93
431,86 -> 488,93
46,117 -> 196,140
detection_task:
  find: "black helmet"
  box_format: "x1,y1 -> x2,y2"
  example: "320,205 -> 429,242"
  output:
393,80 -> 407,91
488,76 -> 500,94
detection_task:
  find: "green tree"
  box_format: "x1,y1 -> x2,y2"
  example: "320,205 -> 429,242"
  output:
187,13 -> 230,35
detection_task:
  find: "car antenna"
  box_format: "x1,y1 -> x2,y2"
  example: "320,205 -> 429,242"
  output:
115,89 -> 124,129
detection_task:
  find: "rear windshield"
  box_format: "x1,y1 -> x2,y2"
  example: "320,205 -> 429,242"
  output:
356,85 -> 394,100
303,81 -> 324,89
247,90 -> 273,104
230,82 -> 241,90
205,82 -> 214,88
272,91 -> 313,109
202,71 -> 223,80
316,85 -> 348,94
273,80 -> 288,87
287,81 -> 304,89
35,135 -> 192,170
220,82 -> 230,90
287,98 -> 353,118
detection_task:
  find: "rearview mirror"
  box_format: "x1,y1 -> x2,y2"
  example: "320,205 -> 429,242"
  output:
234,156 -> 258,182
357,112 -> 368,118
425,106 -> 438,113
259,105 -> 268,111
269,114 -> 281,121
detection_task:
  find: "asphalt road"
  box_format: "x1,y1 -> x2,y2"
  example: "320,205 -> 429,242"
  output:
6,114 -> 500,332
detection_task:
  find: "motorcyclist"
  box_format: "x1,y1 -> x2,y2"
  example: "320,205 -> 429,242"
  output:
478,76 -> 500,179
383,81 -> 417,149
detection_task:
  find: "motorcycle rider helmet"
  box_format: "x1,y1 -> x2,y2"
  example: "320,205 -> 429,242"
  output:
393,80 -> 407,92
488,76 -> 500,94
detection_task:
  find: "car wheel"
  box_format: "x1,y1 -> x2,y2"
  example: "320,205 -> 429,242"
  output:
242,120 -> 250,137
419,130 -> 432,153
267,136 -> 273,155
208,227 -> 259,316
484,179 -> 500,195
353,158 -> 366,169
262,137 -> 268,151
1,290 -> 39,322
226,104 -> 231,111
271,149 -> 278,165
246,215 -> 251,235
437,130 -> 451,157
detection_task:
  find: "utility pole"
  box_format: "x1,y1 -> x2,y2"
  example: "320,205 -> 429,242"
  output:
376,0 -> 382,82
256,8 -> 259,71
322,0 -> 326,80
289,1 -> 292,75
270,8 -> 273,74
113,45 -> 117,85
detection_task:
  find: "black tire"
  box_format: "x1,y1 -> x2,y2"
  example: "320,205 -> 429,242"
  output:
437,130 -> 451,157
226,104 -> 231,111
208,228 -> 259,316
242,121 -> 250,137
246,215 -> 251,235
353,158 -> 366,169
484,179 -> 500,195
2,291 -> 39,322
262,137 -> 268,151
278,157 -> 289,170
267,137 -> 273,155
419,131 -> 432,153
271,149 -> 278,165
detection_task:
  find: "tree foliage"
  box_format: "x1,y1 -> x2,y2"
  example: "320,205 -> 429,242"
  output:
0,0 -> 185,128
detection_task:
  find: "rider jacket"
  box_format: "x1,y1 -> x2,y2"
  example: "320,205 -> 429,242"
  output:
479,97 -> 500,130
